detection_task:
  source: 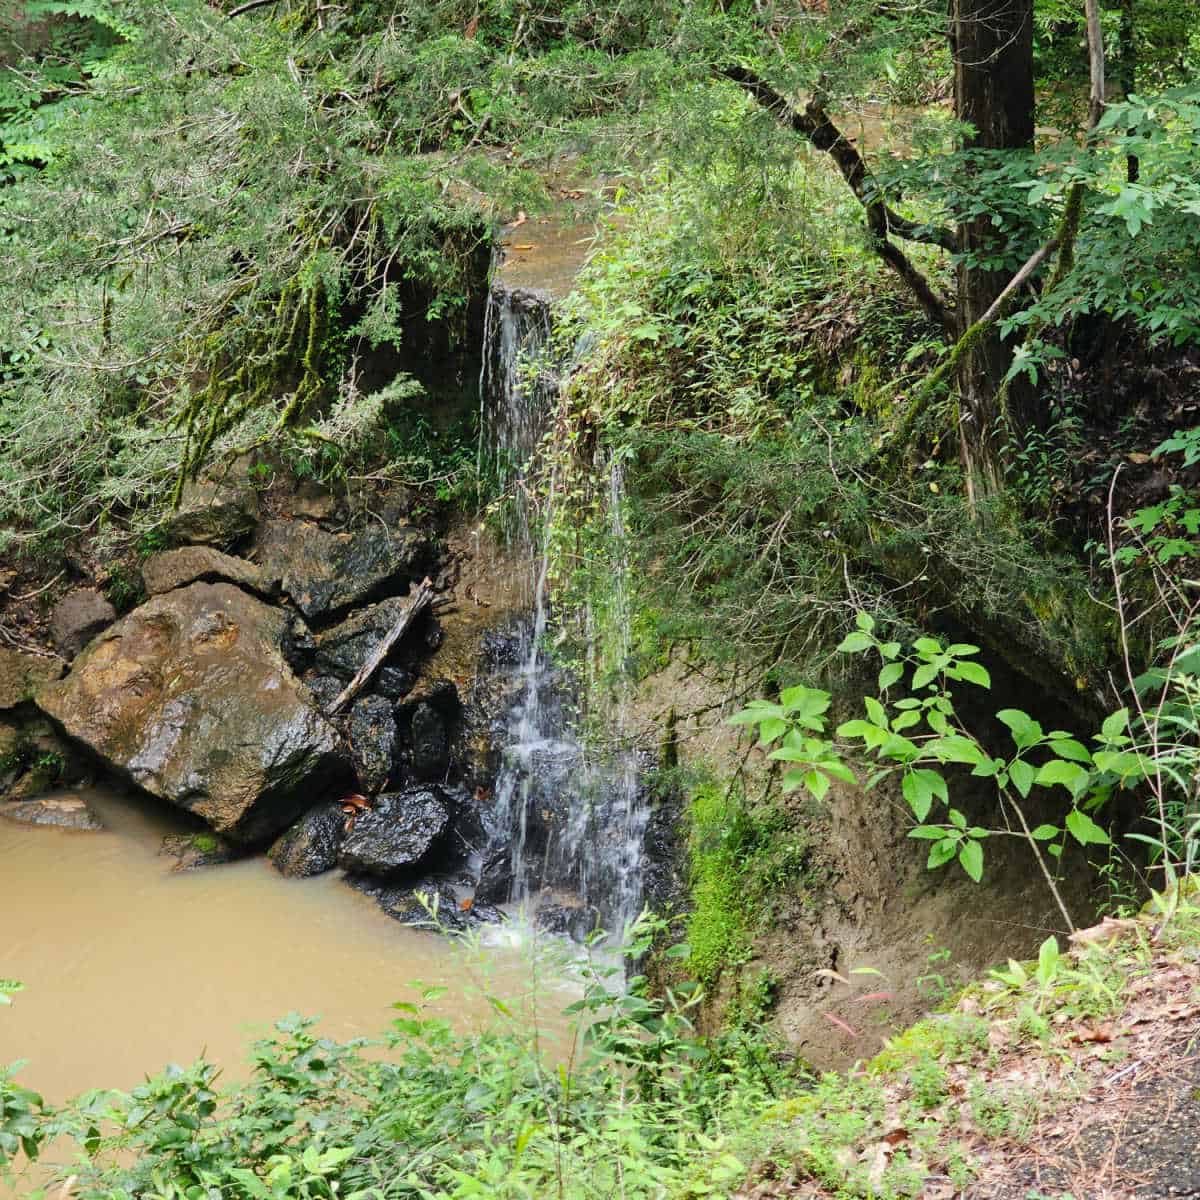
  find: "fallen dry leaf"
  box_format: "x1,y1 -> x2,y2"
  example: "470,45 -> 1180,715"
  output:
821,1012 -> 860,1038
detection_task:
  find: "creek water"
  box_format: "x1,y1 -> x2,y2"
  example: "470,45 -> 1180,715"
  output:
0,789 -> 561,1110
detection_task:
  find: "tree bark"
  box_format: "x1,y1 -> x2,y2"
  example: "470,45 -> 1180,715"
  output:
949,0 -> 1035,503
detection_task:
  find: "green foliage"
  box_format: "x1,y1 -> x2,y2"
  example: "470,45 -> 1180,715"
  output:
685,779 -> 816,986
7,916 -> 798,1199
729,613 -> 1147,930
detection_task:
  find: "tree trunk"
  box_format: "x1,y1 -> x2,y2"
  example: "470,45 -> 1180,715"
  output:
950,0 -> 1035,502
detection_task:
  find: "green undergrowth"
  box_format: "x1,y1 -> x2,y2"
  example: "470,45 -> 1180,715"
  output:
539,172 -> 1113,705
5,897 -> 1198,1200
686,775 -> 821,989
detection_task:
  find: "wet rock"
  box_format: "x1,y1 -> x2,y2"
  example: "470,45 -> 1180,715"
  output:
160,831 -> 239,871
535,897 -> 600,942
349,696 -> 397,794
337,787 -> 451,879
409,702 -> 448,781
346,875 -> 468,931
303,674 -> 345,714
165,478 -> 260,549
50,589 -> 116,660
254,518 -> 429,622
313,596 -> 424,680
0,648 -> 64,711
142,546 -> 275,599
0,792 -> 102,831
375,665 -> 417,700
268,804 -> 345,877
474,846 -> 513,906
292,482 -> 338,522
36,582 -> 348,844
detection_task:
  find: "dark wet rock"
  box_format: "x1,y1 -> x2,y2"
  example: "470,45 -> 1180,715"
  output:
0,648 -> 64,711
313,596 -> 423,680
303,674 -> 345,714
349,695 -> 397,794
280,614 -> 316,672
36,582 -> 349,845
50,589 -> 116,660
399,677 -> 460,717
165,478 -> 260,549
474,845 -> 514,906
142,546 -> 275,599
375,665 -> 417,701
253,518 -> 430,622
268,804 -> 345,877
443,784 -> 488,866
409,702 -> 448,781
0,792 -> 102,831
535,899 -> 600,942
160,831 -> 239,871
348,878 -> 468,931
337,787 -> 451,879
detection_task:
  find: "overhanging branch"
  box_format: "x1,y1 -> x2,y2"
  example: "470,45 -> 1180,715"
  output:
723,65 -> 956,336
722,66 -> 959,255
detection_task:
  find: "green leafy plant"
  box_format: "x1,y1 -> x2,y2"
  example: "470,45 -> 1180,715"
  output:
731,612 -> 1121,932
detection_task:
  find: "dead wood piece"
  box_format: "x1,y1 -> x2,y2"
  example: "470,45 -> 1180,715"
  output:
330,579 -> 434,713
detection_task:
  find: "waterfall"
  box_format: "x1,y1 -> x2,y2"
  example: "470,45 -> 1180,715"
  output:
475,278 -> 648,941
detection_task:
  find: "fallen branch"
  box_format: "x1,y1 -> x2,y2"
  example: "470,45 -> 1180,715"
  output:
330,579 -> 434,713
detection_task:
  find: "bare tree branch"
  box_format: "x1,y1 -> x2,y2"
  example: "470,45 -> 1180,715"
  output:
723,66 -> 956,336
722,66 -> 959,255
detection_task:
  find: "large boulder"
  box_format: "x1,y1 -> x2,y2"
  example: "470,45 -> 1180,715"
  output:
0,648 -> 63,710
50,589 -> 116,660
165,478 -> 260,549
268,803 -> 346,877
36,583 -> 348,844
142,546 -> 275,599
348,695 -> 397,794
337,787 -> 451,879
254,518 -> 429,621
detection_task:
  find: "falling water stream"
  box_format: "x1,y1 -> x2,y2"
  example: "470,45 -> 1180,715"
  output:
477,278 -> 648,939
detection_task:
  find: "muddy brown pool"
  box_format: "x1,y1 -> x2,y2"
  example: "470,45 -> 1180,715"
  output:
0,789 -> 567,1112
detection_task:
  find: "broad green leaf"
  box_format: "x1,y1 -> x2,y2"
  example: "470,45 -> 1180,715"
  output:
1065,808 -> 1110,846
1036,759 -> 1090,797
1008,758 -> 1035,797
958,839 -> 984,882
837,630 -> 873,653
911,663 -> 938,690
821,759 -> 856,785
878,662 -> 904,691
996,709 -> 1043,749
909,824 -> 949,839
928,838 -> 957,869
864,696 -> 888,728
1036,935 -> 1060,984
758,717 -> 788,744
855,611 -> 875,632
1030,824 -> 1059,841
1101,708 -> 1130,739
902,771 -> 934,821
929,734 -> 985,766
836,719 -> 875,739
1044,738 -> 1092,764
955,661 -> 991,688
